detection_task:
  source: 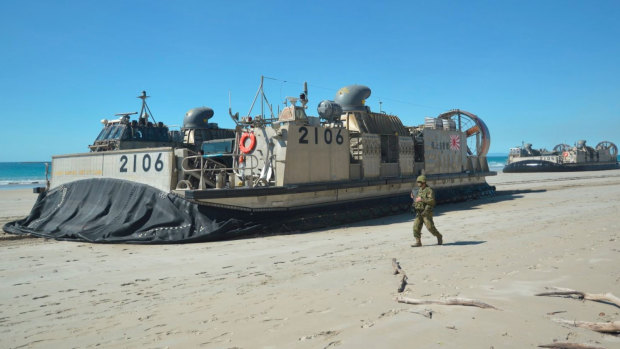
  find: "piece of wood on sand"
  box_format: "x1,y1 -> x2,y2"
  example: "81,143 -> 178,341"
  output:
538,343 -> 606,349
536,287 -> 620,308
551,318 -> 620,334
391,258 -> 408,293
397,296 -> 499,310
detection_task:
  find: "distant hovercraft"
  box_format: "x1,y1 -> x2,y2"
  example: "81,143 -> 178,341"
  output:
503,141 -> 619,173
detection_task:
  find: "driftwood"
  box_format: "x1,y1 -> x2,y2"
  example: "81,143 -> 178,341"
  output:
391,258 -> 408,293
551,318 -> 620,334
538,287 -> 620,338
397,296 -> 499,310
538,343 -> 606,349
536,287 -> 620,308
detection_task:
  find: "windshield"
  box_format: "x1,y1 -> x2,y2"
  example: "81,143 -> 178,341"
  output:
109,125 -> 125,139
96,126 -> 114,141
202,140 -> 233,154
95,128 -> 108,141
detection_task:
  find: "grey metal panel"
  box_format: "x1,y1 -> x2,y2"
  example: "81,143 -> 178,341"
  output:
51,147 -> 175,192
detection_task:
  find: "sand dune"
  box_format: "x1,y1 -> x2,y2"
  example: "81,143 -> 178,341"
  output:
1,170 -> 619,348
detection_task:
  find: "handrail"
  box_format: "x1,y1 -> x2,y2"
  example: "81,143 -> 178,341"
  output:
180,153 -> 262,189
181,154 -> 259,173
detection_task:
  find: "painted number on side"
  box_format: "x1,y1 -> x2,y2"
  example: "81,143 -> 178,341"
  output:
120,153 -> 165,173
298,127 -> 344,145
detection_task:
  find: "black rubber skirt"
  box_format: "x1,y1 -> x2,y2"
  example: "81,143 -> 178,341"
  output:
3,178 -> 259,243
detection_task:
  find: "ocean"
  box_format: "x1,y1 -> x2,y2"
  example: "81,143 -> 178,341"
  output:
0,162 -> 50,190
486,155 -> 508,172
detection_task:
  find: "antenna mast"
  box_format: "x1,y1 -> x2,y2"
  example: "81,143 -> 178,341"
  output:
138,91 -> 156,124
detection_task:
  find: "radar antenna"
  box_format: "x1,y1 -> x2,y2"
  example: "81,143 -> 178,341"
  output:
114,112 -> 138,118
138,90 -> 156,124
113,111 -> 138,124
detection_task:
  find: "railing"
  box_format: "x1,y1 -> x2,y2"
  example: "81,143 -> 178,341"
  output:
179,153 -> 260,190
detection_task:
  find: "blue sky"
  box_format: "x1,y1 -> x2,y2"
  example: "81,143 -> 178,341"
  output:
1,0 -> 619,161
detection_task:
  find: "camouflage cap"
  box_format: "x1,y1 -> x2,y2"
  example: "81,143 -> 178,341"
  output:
416,175 -> 426,183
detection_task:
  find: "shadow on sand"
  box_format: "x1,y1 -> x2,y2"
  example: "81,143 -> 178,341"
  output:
441,240 -> 486,246
348,188 -> 547,227
239,188 -> 548,244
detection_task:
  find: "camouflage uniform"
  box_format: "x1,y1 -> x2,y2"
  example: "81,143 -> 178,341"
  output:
413,185 -> 442,240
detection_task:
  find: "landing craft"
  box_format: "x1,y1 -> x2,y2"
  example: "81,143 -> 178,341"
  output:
504,140 -> 619,172
4,79 -> 496,243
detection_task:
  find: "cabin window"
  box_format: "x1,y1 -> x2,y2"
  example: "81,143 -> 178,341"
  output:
100,126 -> 116,140
95,128 -> 108,141
202,140 -> 234,155
109,126 -> 125,139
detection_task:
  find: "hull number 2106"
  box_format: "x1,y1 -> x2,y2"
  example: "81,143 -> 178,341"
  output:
298,126 -> 344,145
120,153 -> 164,173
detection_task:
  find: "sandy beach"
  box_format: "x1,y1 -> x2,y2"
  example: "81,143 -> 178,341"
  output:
1,171 -> 619,348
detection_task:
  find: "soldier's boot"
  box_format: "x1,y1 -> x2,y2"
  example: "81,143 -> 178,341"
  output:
411,238 -> 422,247
436,234 -> 443,245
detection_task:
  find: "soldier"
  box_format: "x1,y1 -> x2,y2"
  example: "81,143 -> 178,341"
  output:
411,175 -> 443,247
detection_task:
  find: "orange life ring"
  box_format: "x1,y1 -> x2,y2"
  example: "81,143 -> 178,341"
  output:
562,151 -> 569,157
239,132 -> 256,154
